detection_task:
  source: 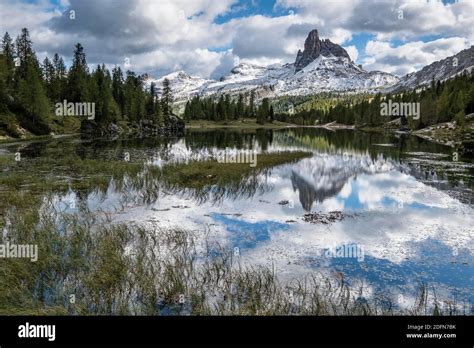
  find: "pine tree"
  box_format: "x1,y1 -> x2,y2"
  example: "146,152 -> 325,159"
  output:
146,81 -> 157,121
161,78 -> 173,119
466,83 -> 474,115
224,94 -> 231,121
420,93 -> 437,127
155,98 -> 164,124
15,28 -> 39,79
236,93 -> 244,120
269,105 -> 274,123
17,59 -> 50,133
11,28 -> 50,133
451,90 -> 465,128
89,64 -> 115,124
0,54 -> 9,109
112,66 -> 124,117
1,32 -> 15,89
52,53 -> 66,101
42,57 -> 55,100
257,98 -> 269,125
67,43 -> 89,102
123,71 -> 145,123
216,95 -> 226,121
249,90 -> 256,118
449,90 -> 465,117
436,87 -> 450,123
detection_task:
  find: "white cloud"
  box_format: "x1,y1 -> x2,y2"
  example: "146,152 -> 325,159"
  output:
362,37 -> 470,75
344,45 -> 358,63
0,0 -> 472,78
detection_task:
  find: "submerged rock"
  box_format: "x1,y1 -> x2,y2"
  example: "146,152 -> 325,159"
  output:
302,211 -> 348,224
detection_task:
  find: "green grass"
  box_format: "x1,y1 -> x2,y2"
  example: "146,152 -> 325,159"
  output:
0,143 -> 312,216
0,202 -> 465,315
0,142 -> 468,316
158,151 -> 312,203
162,151 -> 311,190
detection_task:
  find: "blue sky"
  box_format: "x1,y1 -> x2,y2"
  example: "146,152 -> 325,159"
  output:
0,0 -> 472,78
214,0 -> 294,23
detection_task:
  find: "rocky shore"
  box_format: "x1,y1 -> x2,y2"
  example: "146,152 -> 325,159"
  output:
80,115 -> 185,138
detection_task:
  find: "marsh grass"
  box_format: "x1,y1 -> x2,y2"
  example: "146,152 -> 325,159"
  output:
0,146 -> 311,211
159,151 -> 312,204
0,201 -> 469,316
0,144 -> 470,316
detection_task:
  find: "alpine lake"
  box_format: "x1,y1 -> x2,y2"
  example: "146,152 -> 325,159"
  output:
0,127 -> 472,315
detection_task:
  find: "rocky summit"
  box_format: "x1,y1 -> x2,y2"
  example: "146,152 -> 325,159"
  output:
146,29 -> 400,103
146,29 -> 474,104
295,29 -> 351,71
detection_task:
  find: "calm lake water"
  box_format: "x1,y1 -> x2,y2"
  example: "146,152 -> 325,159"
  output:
1,127 -> 473,310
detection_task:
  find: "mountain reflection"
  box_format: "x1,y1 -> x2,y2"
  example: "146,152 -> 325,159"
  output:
289,154 -> 395,211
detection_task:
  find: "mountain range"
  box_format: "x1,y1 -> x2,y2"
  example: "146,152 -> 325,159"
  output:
146,29 -> 474,104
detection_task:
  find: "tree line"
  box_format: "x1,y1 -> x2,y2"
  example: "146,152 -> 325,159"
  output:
2,27 -> 472,136
183,92 -> 275,124
275,72 -> 474,129
0,28 -> 173,137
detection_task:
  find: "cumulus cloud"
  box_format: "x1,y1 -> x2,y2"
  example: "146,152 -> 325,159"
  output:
362,37 -> 470,75
344,45 -> 359,63
0,0 -> 472,79
277,0 -> 473,42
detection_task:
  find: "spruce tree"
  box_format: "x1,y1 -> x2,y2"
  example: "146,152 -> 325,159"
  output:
436,87 -> 450,123
257,98 -> 269,125
161,78 -> 173,119
249,90 -> 256,118
67,43 -> 89,102
112,66 -> 124,117
42,57 -> 55,100
269,105 -> 274,123
146,81 -> 157,121
1,32 -> 15,89
17,59 -> 50,132
236,94 -> 244,120
52,53 -> 66,101
15,28 -> 39,79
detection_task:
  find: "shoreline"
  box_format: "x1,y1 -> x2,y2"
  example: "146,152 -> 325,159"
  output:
1,119 -> 471,149
185,119 -> 295,130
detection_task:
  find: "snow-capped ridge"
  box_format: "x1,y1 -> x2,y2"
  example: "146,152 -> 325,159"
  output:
391,46 -> 474,91
147,29 -> 435,103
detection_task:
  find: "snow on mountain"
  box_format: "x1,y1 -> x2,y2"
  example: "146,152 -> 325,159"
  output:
276,55 -> 398,96
145,71 -> 210,102
391,46 -> 474,91
146,29 -> 401,103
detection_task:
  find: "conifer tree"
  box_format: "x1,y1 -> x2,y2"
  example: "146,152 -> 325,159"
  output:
67,43 -> 89,102
52,53 -> 67,101
161,78 -> 173,119
1,32 -> 15,89
15,28 -> 39,79
42,57 -> 55,100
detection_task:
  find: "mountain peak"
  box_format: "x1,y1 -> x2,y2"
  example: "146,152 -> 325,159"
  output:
295,29 -> 351,71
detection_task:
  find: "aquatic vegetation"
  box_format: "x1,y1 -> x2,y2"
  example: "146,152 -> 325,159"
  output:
162,151 -> 311,190
0,129 -> 472,317
0,203 -> 465,316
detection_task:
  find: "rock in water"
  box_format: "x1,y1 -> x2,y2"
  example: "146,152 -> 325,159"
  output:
159,115 -> 185,137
